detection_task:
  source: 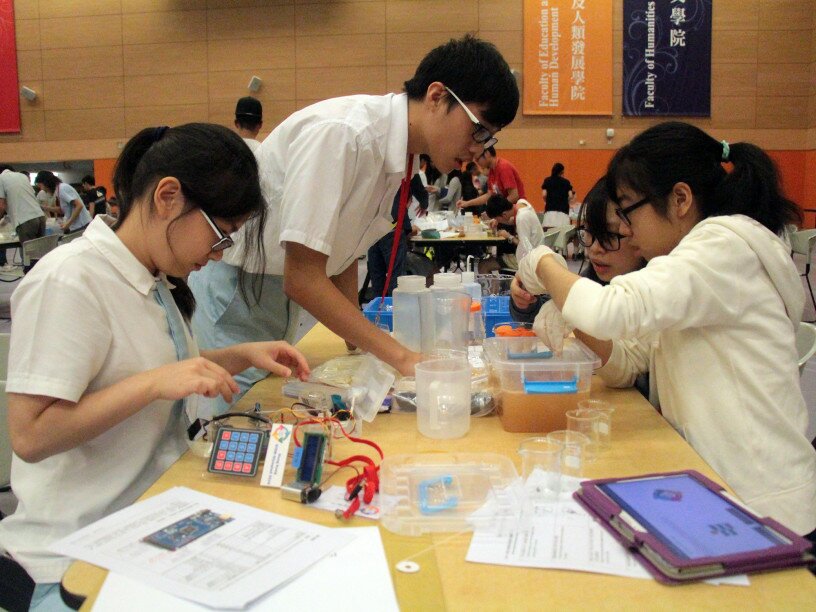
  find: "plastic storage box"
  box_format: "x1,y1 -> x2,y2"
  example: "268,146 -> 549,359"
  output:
379,453 -> 520,535
483,336 -> 601,433
481,295 -> 510,338
362,297 -> 393,331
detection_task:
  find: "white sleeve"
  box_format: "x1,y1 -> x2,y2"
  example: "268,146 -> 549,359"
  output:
278,121 -> 372,256
7,263 -> 112,402
516,209 -> 539,247
595,336 -> 652,388
562,225 -> 747,340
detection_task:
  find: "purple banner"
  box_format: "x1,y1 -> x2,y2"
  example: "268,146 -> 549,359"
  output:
623,0 -> 711,116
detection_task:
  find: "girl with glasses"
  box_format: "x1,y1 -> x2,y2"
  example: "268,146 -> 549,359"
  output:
516,121 -> 815,544
0,124 -> 309,611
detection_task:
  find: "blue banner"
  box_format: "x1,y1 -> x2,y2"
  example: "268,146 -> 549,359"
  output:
622,0 -> 711,116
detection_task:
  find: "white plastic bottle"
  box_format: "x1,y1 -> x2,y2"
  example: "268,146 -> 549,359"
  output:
460,271 -> 482,304
392,275 -> 434,354
430,272 -> 471,353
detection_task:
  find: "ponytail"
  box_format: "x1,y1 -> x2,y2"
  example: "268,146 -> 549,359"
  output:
112,123 -> 266,320
713,142 -> 802,234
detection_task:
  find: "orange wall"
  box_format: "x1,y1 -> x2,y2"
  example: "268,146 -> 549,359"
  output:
502,149 -> 816,228
94,148 -> 816,229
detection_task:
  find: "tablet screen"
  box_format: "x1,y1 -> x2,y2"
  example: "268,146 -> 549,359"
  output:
599,474 -> 786,560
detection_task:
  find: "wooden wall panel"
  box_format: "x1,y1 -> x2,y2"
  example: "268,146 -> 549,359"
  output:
4,0 -> 816,215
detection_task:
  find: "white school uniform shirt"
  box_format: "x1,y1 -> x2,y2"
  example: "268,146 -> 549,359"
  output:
56,182 -> 92,231
0,169 -> 45,229
565,215 -> 816,535
514,199 -> 544,255
223,93 -> 409,277
242,137 -> 261,152
0,217 -> 192,582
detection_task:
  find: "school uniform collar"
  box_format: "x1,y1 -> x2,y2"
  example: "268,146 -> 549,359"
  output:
384,93 -> 409,175
82,217 -> 162,296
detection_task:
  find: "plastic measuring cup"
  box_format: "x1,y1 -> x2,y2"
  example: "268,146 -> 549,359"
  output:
415,357 -> 471,439
545,430 -> 591,479
518,437 -> 562,501
565,408 -> 601,461
578,399 -> 615,450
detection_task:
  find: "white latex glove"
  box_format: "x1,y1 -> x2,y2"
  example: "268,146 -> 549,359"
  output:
516,245 -> 568,295
533,300 -> 573,356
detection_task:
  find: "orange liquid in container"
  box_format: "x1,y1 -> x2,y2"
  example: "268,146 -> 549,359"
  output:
496,389 -> 591,433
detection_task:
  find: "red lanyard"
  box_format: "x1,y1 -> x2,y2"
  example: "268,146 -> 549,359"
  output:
378,155 -> 414,304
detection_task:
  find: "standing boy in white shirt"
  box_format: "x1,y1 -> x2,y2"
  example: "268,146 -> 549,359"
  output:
188,35 -> 520,411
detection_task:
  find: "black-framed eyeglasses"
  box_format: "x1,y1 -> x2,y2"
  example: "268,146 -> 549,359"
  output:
614,196 -> 650,226
445,86 -> 498,150
577,226 -> 623,252
200,209 -> 234,251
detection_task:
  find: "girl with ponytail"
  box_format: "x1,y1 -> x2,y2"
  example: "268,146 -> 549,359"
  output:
515,121 -> 815,543
0,123 -> 310,610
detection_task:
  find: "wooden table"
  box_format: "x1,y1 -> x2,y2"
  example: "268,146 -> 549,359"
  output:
63,327 -> 816,611
410,234 -> 507,248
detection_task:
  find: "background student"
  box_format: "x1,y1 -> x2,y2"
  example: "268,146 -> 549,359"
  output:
187,35 -> 519,412
34,170 -> 92,234
0,165 -> 47,270
0,123 -> 309,611
516,121 -> 816,540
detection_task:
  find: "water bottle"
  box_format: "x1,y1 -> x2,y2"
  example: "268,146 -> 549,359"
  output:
392,275 -> 433,354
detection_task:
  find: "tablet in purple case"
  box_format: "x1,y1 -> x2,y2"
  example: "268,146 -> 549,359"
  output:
574,470 -> 814,583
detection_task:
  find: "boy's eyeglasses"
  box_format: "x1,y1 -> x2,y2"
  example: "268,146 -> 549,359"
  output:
614,196 -> 650,226
445,87 -> 498,150
577,226 -> 623,252
200,209 -> 234,251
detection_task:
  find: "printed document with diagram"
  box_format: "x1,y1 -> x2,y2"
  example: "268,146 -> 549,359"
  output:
51,487 -> 355,609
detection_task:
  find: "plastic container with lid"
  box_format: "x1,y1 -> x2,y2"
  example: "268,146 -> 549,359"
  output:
392,275 -> 434,354
379,453 -> 521,535
483,336 -> 601,433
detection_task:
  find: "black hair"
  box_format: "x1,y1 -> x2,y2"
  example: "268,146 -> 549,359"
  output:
113,123 -> 266,320
34,170 -> 61,191
0,164 -> 14,172
419,154 -> 431,167
81,175 -> 95,185
235,117 -> 262,132
404,35 -> 519,129
606,121 -> 802,235
483,145 -> 497,158
465,161 -> 478,174
579,178 -> 613,245
485,193 -> 513,218
551,162 -> 564,177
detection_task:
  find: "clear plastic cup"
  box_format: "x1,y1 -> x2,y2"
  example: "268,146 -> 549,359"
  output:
415,357 -> 471,439
578,399 -> 615,450
546,430 -> 591,479
518,437 -> 562,502
566,408 -> 601,461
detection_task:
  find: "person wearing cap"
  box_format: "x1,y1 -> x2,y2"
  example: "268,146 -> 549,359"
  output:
188,35 -> 519,414
234,96 -> 263,152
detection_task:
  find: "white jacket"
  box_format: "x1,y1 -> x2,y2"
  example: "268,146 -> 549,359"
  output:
564,215 -> 816,535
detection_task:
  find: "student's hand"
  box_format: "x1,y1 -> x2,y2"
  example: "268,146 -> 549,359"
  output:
497,229 -> 511,240
533,300 -> 573,356
396,350 -> 424,378
510,276 -> 536,310
147,357 -> 240,403
238,341 -> 311,381
456,199 -> 467,209
425,185 -> 439,194
517,245 -> 567,295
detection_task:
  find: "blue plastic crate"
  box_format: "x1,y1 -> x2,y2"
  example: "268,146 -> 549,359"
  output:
363,297 -> 393,331
481,295 -> 511,338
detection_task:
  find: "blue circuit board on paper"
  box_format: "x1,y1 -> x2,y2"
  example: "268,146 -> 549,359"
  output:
141,509 -> 234,551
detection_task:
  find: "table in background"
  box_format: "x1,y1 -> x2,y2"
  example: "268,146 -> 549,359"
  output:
63,326 -> 816,611
411,234 -> 507,271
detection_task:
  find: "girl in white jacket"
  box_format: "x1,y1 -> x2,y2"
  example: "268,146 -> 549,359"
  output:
517,121 -> 816,541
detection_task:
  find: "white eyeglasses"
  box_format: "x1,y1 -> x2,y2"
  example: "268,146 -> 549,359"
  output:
445,87 -> 499,150
200,209 -> 234,251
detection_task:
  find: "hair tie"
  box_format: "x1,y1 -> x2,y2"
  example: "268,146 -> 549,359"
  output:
153,126 -> 169,143
721,140 -> 730,162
